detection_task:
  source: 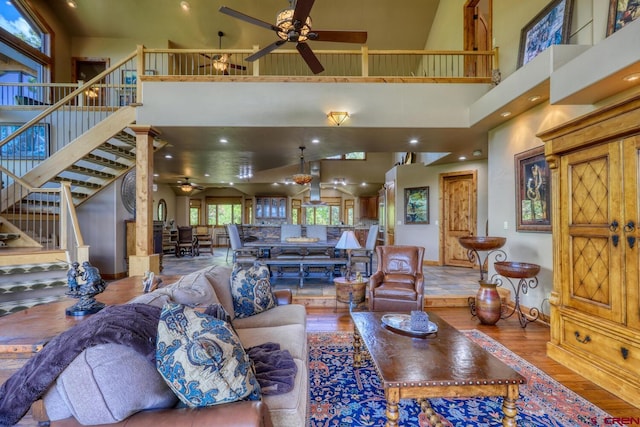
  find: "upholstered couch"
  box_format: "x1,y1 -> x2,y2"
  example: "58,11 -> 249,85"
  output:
41,265 -> 308,427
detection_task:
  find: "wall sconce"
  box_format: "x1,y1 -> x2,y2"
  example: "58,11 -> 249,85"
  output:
327,111 -> 349,126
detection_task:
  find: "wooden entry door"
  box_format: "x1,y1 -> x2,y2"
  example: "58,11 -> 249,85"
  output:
440,170 -> 477,267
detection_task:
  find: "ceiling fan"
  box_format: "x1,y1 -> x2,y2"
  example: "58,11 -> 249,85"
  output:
200,31 -> 247,74
177,177 -> 204,193
219,0 -> 367,74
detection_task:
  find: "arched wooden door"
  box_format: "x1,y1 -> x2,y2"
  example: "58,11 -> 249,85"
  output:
440,170 -> 477,267
464,0 -> 492,77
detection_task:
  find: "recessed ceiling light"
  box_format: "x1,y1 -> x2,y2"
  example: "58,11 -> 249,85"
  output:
500,111 -> 512,118
409,139 -> 418,144
361,182 -> 367,186
204,173 -> 210,177
528,95 -> 541,102
459,156 -> 467,161
153,173 -> 159,177
472,149 -> 482,156
164,154 -> 173,159
229,182 -> 234,186
219,138 -> 228,144
623,73 -> 640,82
180,1 -> 190,11
311,138 -> 320,144
66,0 -> 77,8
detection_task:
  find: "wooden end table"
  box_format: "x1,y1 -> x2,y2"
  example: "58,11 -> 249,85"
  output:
351,311 -> 526,427
334,277 -> 366,311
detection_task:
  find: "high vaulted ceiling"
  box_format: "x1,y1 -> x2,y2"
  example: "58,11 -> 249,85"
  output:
42,0 -> 495,196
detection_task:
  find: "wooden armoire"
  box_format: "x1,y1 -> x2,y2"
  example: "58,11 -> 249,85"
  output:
538,93 -> 640,409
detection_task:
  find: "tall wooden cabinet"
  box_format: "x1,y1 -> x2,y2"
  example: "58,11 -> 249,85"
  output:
539,94 -> 640,409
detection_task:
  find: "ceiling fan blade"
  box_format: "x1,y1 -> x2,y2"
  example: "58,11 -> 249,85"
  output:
228,63 -> 247,71
200,53 -> 222,61
297,43 -> 324,74
246,40 -> 286,62
219,6 -> 280,32
293,0 -> 315,26
309,30 -> 368,44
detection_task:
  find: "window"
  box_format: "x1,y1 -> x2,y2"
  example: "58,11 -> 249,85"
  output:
189,199 -> 201,226
304,199 -> 341,225
206,197 -> 242,225
0,0 -> 52,89
344,199 -> 354,225
291,199 -> 301,224
325,152 -> 366,160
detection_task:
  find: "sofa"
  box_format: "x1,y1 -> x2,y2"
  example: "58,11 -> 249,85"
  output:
40,265 -> 308,427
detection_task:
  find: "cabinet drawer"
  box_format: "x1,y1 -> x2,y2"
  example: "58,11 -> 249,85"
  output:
561,317 -> 640,373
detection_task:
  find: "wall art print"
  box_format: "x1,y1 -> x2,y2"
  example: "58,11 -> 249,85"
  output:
515,146 -> 551,232
607,0 -> 640,35
518,0 -> 574,68
404,186 -> 429,224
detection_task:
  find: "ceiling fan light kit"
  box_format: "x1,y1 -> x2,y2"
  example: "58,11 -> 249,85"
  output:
219,0 -> 367,75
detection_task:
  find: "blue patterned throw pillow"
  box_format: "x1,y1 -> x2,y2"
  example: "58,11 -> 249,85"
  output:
230,264 -> 277,318
155,303 -> 261,407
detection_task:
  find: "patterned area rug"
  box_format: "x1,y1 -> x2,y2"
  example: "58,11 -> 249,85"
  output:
308,330 -> 617,427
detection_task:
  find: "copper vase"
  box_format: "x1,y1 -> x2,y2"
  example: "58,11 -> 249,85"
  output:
475,280 -> 502,325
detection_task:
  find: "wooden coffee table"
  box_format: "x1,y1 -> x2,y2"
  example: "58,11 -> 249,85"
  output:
351,311 -> 526,427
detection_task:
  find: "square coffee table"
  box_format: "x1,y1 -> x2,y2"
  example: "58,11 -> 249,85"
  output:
351,311 -> 526,427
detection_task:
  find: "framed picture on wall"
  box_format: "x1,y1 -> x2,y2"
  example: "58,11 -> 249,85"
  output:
607,0 -> 640,35
517,0 -> 574,68
515,146 -> 551,232
404,187 -> 429,224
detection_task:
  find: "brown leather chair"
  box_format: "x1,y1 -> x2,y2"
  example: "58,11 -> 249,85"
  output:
368,245 -> 425,312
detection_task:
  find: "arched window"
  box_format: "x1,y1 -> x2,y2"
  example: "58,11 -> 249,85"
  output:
0,0 -> 53,89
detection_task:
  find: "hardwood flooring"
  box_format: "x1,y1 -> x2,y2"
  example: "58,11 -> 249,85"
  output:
310,306 -> 640,421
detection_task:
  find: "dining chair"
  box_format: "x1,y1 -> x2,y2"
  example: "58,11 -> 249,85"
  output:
351,224 -> 379,276
226,224 -> 259,263
195,226 -> 213,255
175,226 -> 198,257
304,224 -> 331,259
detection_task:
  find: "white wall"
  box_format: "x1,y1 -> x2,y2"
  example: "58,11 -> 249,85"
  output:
390,160 -> 489,263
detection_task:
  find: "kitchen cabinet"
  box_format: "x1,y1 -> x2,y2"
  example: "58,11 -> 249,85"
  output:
255,197 -> 287,220
359,196 -> 378,219
539,93 -> 640,409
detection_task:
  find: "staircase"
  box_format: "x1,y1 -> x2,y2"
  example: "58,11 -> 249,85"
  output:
0,257 -> 69,316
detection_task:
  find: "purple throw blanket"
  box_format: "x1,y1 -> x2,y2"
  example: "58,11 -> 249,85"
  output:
0,303 -> 161,427
247,342 -> 298,395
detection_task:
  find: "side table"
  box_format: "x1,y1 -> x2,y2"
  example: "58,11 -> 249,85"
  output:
334,277 -> 366,311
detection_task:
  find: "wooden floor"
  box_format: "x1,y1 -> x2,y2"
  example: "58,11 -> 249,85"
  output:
0,306 -> 637,425
309,306 -> 639,420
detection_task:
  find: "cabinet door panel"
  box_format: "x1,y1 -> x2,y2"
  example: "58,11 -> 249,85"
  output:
561,143 -> 624,322
625,137 -> 640,330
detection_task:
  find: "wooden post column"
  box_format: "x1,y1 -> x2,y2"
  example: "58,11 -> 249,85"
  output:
128,125 -> 160,277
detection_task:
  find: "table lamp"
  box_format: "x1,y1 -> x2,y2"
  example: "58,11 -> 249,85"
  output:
335,230 -> 362,280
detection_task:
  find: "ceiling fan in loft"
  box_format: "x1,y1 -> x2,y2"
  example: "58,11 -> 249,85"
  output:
176,177 -> 204,193
200,31 -> 247,74
219,0 -> 367,74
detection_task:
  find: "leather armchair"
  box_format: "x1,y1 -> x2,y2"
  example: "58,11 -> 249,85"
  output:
368,245 -> 425,312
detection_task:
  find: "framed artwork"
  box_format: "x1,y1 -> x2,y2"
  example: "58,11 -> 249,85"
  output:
607,0 -> 640,35
515,146 -> 551,232
121,69 -> 157,85
0,123 -> 49,159
404,186 -> 429,224
517,0 -> 574,68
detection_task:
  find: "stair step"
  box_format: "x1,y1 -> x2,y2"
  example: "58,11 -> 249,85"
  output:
0,233 -> 20,243
83,153 -> 131,170
99,142 -> 135,161
0,278 -> 67,297
114,130 -> 137,146
51,176 -> 102,189
0,293 -> 68,317
0,261 -> 68,275
67,164 -> 117,180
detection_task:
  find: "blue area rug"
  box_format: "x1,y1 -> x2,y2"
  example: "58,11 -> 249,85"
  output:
308,331 -> 618,426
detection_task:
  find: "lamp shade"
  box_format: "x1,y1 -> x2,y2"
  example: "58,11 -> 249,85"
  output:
335,230 -> 362,250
